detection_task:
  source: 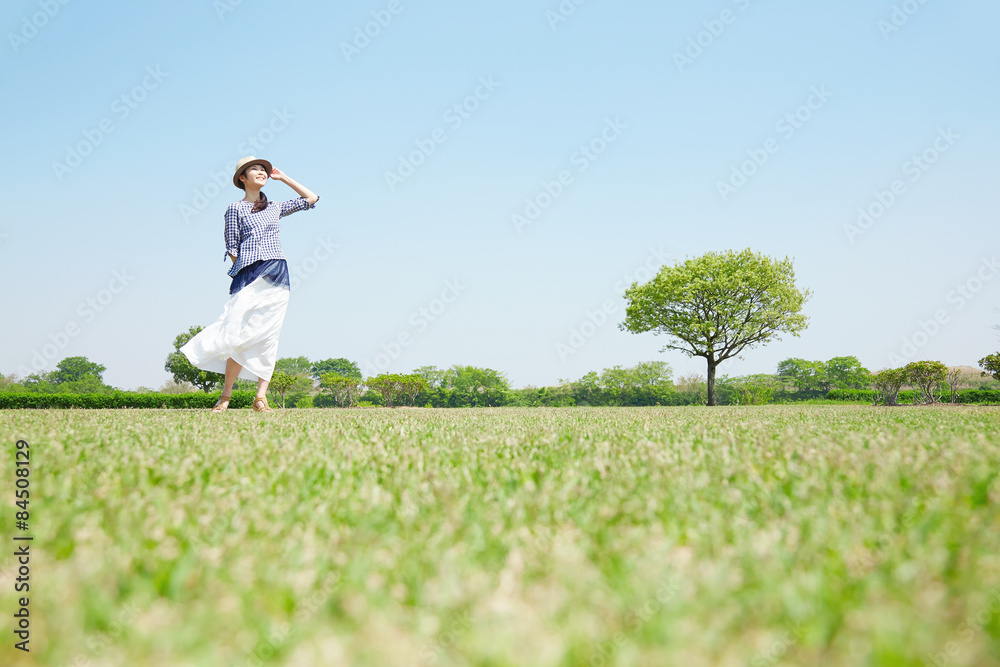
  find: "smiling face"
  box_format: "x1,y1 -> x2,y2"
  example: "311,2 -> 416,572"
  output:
240,163 -> 269,189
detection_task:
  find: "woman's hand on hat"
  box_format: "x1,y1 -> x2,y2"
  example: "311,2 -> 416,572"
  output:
269,167 -> 286,182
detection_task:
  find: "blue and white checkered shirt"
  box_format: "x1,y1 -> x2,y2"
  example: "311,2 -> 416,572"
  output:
224,196 -> 319,277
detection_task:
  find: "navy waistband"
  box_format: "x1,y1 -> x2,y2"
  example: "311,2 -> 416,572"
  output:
229,259 -> 290,295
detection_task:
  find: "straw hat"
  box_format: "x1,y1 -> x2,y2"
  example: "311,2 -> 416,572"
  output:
233,156 -> 273,189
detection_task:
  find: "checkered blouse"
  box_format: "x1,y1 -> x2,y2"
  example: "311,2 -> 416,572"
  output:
224,196 -> 319,277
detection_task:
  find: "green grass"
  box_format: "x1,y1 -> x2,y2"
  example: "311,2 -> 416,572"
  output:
2,405 -> 999,666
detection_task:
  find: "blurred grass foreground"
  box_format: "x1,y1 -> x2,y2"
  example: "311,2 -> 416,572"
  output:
1,405 -> 999,666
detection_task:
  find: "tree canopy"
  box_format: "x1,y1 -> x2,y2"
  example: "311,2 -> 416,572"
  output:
776,358 -> 825,394
16,356 -> 114,395
275,356 -> 313,376
904,360 -> 947,404
50,356 -> 106,384
980,353 -> 1000,383
776,355 -> 870,396
311,358 -> 362,380
621,248 -> 811,405
825,356 -> 871,390
446,365 -> 510,407
164,326 -> 223,393
267,372 -> 297,408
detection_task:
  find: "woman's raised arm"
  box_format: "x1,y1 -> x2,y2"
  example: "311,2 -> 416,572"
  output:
269,167 -> 318,205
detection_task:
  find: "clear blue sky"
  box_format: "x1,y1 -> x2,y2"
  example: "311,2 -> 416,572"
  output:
3,0 -> 998,390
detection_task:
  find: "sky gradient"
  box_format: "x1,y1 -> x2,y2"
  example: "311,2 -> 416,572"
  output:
3,0 -> 998,390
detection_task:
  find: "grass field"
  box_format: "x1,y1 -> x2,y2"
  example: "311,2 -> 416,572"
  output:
1,405 -> 999,666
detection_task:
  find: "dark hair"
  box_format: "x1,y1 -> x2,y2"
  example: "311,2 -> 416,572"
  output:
251,191 -> 269,213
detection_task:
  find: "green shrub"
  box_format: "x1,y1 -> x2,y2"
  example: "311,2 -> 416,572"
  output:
0,390 -> 255,409
291,395 -> 314,409
826,388 -> 1000,405
312,393 -> 336,408
825,389 -> 877,402
955,389 -> 1000,404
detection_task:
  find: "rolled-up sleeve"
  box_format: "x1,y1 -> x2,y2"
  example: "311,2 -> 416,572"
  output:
223,204 -> 239,261
279,196 -> 319,218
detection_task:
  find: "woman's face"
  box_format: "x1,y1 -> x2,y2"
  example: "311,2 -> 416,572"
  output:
241,164 -> 269,189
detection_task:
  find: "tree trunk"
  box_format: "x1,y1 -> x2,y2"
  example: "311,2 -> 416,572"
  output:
706,358 -> 717,406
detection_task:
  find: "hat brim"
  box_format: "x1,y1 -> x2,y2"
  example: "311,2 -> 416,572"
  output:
233,159 -> 273,189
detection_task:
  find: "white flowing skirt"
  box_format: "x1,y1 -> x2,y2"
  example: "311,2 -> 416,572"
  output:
180,275 -> 289,382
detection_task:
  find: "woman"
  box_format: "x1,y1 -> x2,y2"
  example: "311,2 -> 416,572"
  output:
181,156 -> 319,412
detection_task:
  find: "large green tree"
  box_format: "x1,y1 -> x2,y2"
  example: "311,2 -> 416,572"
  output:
275,356 -> 313,376
730,374 -> 780,405
620,249 -> 811,406
872,368 -> 906,406
825,356 -> 871,390
571,371 -> 602,406
445,365 -> 510,407
17,357 -> 114,394
412,365 -> 447,388
630,360 -> 673,387
598,365 -> 633,406
776,355 -> 871,396
164,326 -> 223,393
981,353 -> 1000,383
50,356 -> 106,384
776,358 -> 825,395
365,373 -> 429,407
311,358 -> 361,380
319,373 -> 365,407
20,367 -> 112,394
903,360 -> 947,404
267,372 -> 296,408
273,357 -> 317,406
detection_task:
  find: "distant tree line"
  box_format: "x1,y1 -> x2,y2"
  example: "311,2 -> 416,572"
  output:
9,248 -> 1000,409
3,331 -> 999,408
